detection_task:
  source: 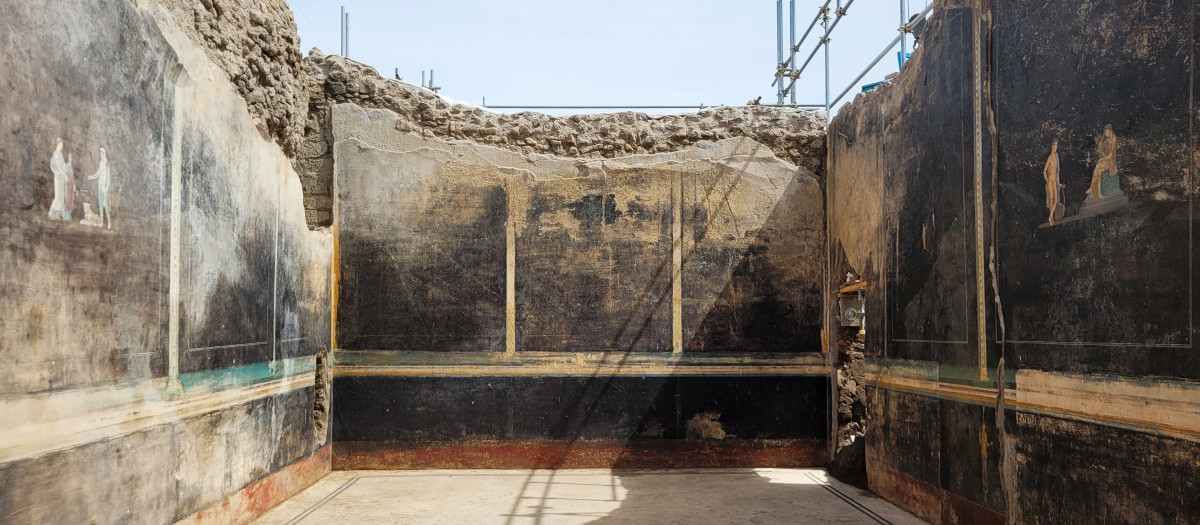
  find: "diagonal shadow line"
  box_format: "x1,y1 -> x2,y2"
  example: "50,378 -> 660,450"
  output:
802,471 -> 894,525
503,124 -> 796,524
282,476 -> 362,525
501,167 -> 717,523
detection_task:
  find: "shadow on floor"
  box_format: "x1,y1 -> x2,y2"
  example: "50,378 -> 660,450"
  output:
508,468 -> 910,525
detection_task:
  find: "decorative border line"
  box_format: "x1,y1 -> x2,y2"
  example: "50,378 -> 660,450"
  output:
333,440 -> 828,470
866,362 -> 1200,443
334,351 -> 829,377
1000,340 -> 1191,348
334,364 -> 828,377
972,3 -> 989,382
886,8 -> 975,353
188,341 -> 269,352
0,358 -> 315,463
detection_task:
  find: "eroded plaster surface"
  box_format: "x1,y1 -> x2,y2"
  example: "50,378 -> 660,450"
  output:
0,0 -> 332,522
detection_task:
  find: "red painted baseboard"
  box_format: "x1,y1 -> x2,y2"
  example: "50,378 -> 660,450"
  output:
334,440 -> 828,470
868,460 -> 1004,525
176,445 -> 332,525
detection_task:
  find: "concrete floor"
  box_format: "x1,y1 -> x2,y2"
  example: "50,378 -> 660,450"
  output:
255,469 -> 926,524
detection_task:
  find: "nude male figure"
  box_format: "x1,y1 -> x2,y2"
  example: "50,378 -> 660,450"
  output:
1043,139 -> 1064,224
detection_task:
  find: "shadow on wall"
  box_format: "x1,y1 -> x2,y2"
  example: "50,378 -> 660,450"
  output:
519,135 -> 826,355
684,171 -> 824,353
510,144 -> 825,461
330,113 -> 830,484
404,150 -> 833,520
333,110 -> 825,354
512,136 -> 823,354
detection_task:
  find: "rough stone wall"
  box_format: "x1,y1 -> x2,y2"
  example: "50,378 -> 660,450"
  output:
155,0 -> 308,156
144,3 -> 829,230
294,51 -> 826,228
295,72 -> 335,227
829,328 -> 866,487
305,53 -> 825,166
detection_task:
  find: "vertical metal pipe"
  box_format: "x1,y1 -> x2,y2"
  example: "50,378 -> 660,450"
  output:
899,0 -> 908,67
824,2 -> 834,113
777,0 -> 784,105
339,6 -> 345,55
344,12 -> 349,57
789,0 -> 797,104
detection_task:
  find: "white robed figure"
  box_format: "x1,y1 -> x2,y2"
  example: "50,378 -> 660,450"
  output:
48,138 -> 69,220
89,147 -> 112,229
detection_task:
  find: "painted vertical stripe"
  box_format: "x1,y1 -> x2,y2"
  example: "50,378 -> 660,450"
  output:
672,166 -> 684,354
330,137 -> 341,352
272,162 -> 280,366
330,225 -> 339,351
972,9 -> 988,381
506,185 -> 517,355
168,81 -> 184,386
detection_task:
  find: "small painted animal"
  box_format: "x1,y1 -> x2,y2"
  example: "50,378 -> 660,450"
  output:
79,202 -> 104,227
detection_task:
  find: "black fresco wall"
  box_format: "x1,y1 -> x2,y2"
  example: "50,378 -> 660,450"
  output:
884,3 -> 987,368
330,107 -> 830,465
515,167 -> 674,353
333,375 -> 828,443
828,0 -> 1200,522
333,107 -> 826,356
176,118 -> 330,374
683,165 -> 826,353
994,0 -> 1198,379
0,0 -> 334,523
0,0 -> 176,394
334,145 -> 508,352
178,126 -> 276,372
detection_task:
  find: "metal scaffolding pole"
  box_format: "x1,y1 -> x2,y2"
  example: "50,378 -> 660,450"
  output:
482,104 -> 826,110
825,1 -> 835,112
773,0 -> 832,88
339,7 -> 349,57
783,0 -> 855,100
828,2 -> 934,108
776,0 -> 785,105
829,33 -> 902,108
899,0 -> 908,67
789,0 -> 797,104
769,0 -> 932,117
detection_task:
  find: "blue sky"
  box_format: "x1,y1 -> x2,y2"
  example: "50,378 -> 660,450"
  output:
285,0 -> 930,116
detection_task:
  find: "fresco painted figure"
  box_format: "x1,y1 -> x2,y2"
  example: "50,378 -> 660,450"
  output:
1085,124 -> 1120,201
48,138 -> 70,221
1043,139 -> 1064,225
1041,124 -> 1128,228
65,153 -> 77,220
89,147 -> 112,229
